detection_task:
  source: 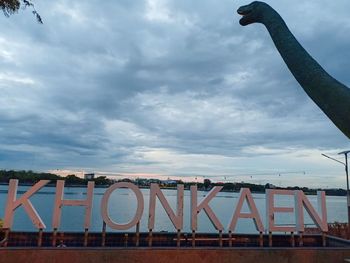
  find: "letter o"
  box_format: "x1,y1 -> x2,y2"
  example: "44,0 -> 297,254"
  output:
101,182 -> 144,230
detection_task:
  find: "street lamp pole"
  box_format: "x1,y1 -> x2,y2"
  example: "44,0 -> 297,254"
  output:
338,151 -> 350,226
322,151 -> 350,227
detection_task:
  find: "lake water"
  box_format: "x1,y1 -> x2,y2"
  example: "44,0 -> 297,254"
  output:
0,185 -> 347,233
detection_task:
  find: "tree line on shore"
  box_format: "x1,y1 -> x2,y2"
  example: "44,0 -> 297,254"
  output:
0,170 -> 347,196
0,170 -> 112,186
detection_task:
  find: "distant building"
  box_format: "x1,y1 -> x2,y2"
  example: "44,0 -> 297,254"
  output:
84,173 -> 95,180
265,183 -> 276,189
48,169 -> 85,178
162,180 -> 177,186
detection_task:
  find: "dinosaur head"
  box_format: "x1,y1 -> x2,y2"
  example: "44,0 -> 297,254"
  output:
237,1 -> 271,26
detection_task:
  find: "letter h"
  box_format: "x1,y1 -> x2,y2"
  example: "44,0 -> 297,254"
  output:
52,180 -> 94,230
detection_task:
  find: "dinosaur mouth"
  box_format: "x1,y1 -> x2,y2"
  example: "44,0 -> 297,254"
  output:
237,5 -> 253,26
237,9 -> 252,16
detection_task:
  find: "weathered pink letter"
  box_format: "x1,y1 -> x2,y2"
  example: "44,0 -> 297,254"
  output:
52,180 -> 94,230
101,182 -> 144,230
228,188 -> 263,232
266,189 -> 296,232
4,179 -> 49,229
295,190 -> 327,232
191,185 -> 224,231
148,183 -> 184,230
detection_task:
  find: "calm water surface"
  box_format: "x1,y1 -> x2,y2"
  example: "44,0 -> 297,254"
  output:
0,185 -> 346,233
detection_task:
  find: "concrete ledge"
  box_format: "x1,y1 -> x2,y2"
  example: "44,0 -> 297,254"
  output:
1,247 -> 350,263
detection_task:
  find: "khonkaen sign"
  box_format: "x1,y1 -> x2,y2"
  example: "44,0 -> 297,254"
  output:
3,179 -> 328,233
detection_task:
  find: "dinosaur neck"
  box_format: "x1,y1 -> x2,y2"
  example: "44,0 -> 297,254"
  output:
261,9 -> 350,138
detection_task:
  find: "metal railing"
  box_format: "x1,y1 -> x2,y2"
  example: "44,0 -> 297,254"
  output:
0,227 -> 337,248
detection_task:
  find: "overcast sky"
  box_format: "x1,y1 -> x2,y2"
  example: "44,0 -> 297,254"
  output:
0,0 -> 349,188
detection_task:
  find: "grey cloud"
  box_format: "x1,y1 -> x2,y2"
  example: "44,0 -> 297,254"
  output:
0,0 -> 349,186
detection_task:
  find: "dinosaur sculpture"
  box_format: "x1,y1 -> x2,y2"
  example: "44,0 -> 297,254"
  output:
237,1 -> 350,139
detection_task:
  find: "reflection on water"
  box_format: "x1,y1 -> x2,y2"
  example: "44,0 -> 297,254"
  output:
0,185 -> 346,233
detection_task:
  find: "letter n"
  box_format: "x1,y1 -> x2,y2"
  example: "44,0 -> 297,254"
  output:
148,183 -> 184,231
295,190 -> 328,232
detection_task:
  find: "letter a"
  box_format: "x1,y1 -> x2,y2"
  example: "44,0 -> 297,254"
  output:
228,188 -> 263,232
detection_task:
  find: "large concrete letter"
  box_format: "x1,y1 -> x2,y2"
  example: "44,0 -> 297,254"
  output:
295,190 -> 328,232
266,189 -> 296,232
101,182 -> 144,230
148,183 -> 184,230
52,180 -> 94,230
4,179 -> 49,229
191,185 -> 224,231
228,188 -> 263,232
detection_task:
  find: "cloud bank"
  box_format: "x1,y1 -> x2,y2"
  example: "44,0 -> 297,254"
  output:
0,0 -> 349,187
